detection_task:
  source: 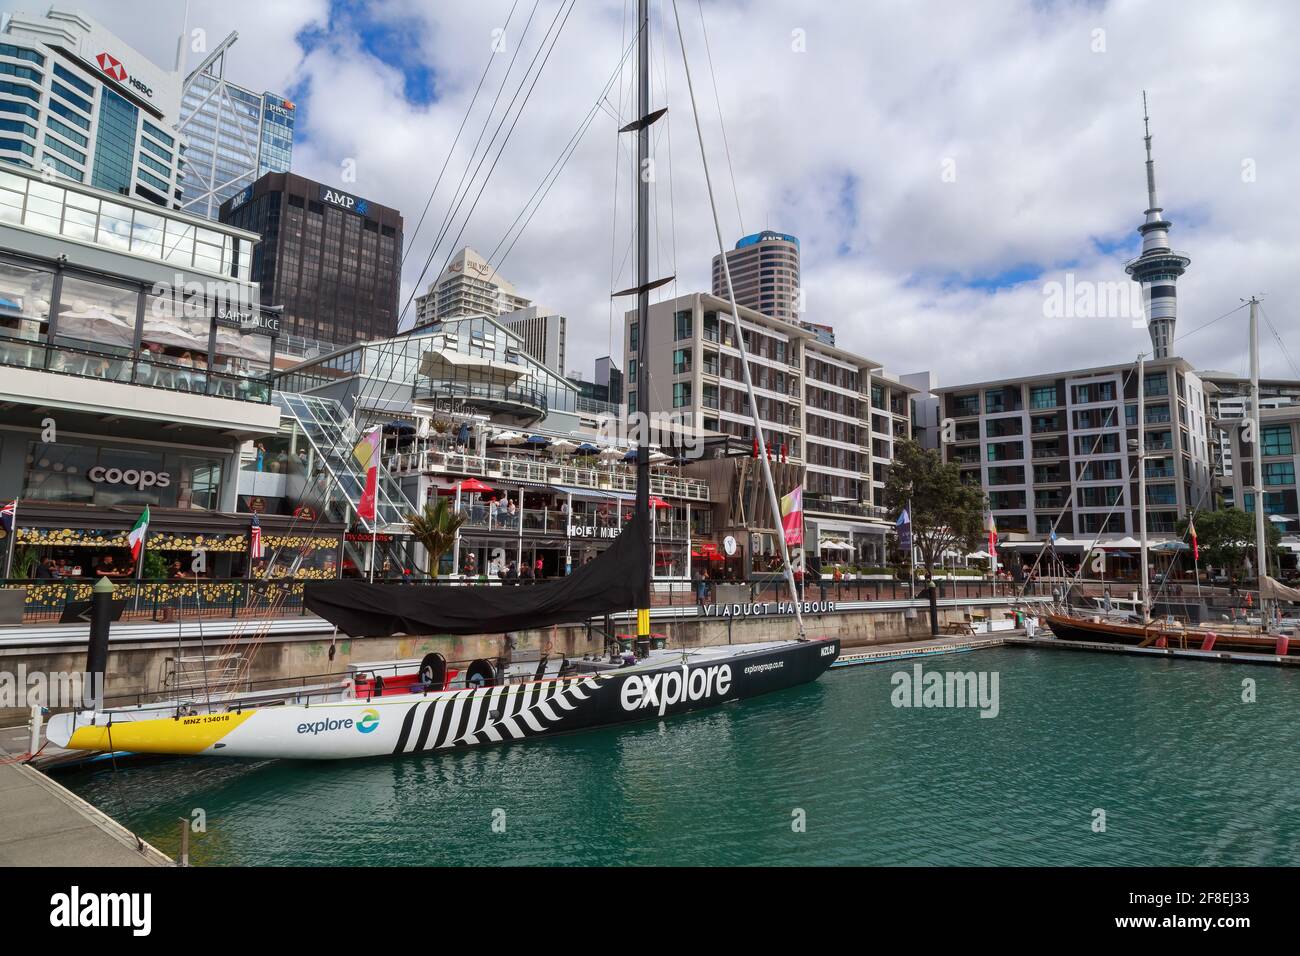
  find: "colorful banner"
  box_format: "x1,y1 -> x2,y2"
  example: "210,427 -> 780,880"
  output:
780,485 -> 803,546
354,427 -> 381,524
896,507 -> 912,551
128,506 -> 150,561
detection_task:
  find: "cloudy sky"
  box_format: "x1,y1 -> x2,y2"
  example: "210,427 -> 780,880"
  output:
20,0 -> 1300,387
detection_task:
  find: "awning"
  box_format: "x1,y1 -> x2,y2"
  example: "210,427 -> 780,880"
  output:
553,485 -> 615,500
419,349 -> 524,382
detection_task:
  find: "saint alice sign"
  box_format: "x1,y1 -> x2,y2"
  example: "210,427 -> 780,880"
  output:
700,600 -> 836,618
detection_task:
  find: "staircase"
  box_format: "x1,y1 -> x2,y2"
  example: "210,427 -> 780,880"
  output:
273,392 -> 424,576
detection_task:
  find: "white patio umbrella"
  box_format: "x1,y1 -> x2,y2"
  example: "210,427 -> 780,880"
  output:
648,450 -> 672,464
548,438 -> 578,453
57,305 -> 134,348
490,430 -> 525,445
966,550 -> 992,560
598,446 -> 625,461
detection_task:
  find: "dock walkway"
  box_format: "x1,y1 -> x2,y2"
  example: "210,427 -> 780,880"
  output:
0,726 -> 171,866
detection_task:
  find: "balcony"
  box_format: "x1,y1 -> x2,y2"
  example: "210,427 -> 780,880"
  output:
413,380 -> 547,426
803,497 -> 892,522
453,501 -> 688,541
388,447 -> 712,501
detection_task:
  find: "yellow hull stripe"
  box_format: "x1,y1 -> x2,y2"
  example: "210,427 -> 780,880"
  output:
66,709 -> 257,755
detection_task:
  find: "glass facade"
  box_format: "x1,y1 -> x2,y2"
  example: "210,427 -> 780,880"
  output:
24,438 -> 224,510
90,88 -> 137,196
179,69 -> 295,220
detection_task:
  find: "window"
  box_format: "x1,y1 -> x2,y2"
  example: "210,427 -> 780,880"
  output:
1264,462 -> 1295,486
627,390 -> 637,413
0,80 -> 40,101
951,393 -> 979,416
52,63 -> 93,96
0,258 -> 54,344
672,348 -> 691,374
1262,425 -> 1293,457
54,275 -> 139,357
51,81 -> 93,115
46,115 -> 88,148
673,382 -> 692,408
47,99 -> 90,130
629,321 -> 638,353
1029,386 -> 1056,409
0,100 -> 40,120
674,309 -> 693,341
0,43 -> 45,66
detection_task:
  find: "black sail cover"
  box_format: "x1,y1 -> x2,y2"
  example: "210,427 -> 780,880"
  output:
304,516 -> 650,637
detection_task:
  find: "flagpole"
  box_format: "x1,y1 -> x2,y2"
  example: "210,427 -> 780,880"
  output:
4,499 -> 17,580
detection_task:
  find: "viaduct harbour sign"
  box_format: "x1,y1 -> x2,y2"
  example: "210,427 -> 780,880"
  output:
701,601 -> 837,618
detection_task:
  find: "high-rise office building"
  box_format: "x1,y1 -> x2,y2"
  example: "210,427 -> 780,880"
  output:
414,246 -> 531,324
178,32 -> 295,220
710,231 -> 800,323
0,7 -> 186,208
219,172 -> 402,346
500,304 -> 565,375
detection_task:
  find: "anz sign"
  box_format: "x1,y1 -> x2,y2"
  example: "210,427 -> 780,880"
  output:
320,185 -> 370,217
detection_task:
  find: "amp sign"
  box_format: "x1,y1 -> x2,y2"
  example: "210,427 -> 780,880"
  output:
319,185 -> 369,216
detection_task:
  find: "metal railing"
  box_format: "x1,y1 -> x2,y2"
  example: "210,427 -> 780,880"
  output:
389,447 -> 712,501
2,577 -> 318,624
0,335 -> 272,403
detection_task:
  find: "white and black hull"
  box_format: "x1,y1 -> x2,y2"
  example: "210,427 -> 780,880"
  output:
49,639 -> 840,761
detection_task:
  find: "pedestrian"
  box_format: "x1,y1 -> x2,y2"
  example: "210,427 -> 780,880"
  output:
693,566 -> 705,607
506,561 -> 518,585
535,556 -> 544,580
520,562 -> 533,584
255,441 -> 266,472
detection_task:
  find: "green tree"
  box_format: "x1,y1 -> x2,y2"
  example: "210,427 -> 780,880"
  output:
405,497 -> 466,577
1177,507 -> 1280,579
884,439 -> 987,634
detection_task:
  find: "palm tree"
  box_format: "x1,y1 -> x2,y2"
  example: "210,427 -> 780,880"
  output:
405,497 -> 466,577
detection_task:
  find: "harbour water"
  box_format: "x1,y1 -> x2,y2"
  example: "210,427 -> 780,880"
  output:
65,648 -> 1299,866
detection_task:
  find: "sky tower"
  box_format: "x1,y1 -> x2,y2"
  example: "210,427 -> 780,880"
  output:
1124,92 -> 1191,359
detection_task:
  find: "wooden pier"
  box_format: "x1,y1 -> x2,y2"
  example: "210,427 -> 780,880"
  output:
1005,634 -> 1300,667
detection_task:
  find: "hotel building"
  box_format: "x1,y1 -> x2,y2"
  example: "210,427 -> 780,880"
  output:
935,358 -> 1214,545
1,7 -> 186,208
414,246 -> 531,326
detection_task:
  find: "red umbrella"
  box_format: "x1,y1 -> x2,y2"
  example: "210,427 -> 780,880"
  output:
456,478 -> 494,493
648,496 -> 671,509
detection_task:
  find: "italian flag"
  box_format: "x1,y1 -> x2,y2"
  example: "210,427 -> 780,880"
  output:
128,506 -> 150,562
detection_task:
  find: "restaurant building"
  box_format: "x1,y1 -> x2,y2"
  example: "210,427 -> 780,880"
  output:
0,161 -> 346,584
275,313 -> 711,581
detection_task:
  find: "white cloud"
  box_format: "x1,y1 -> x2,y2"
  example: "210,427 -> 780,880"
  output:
38,0 -> 1300,385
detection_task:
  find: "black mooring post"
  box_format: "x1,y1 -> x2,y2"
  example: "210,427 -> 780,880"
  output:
87,576 -> 115,707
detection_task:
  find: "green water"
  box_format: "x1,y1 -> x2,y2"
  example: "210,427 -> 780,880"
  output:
65,649 -> 1299,866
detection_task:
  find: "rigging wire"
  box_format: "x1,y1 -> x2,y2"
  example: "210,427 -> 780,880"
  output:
398,0 -> 523,277
670,0 -> 805,637
695,0 -> 744,238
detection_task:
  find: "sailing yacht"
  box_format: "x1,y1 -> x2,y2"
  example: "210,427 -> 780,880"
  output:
47,0 -> 838,761
1045,298 -> 1297,657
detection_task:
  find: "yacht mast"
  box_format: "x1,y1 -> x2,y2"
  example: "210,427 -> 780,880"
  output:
1249,295 -> 1268,627
1137,354 -> 1150,623
635,0 -> 651,634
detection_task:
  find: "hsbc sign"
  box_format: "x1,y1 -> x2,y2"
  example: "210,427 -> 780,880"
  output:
95,51 -> 153,99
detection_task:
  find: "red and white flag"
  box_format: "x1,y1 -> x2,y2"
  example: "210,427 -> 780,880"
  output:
1188,516 -> 1199,562
249,513 -> 264,559
128,506 -> 150,562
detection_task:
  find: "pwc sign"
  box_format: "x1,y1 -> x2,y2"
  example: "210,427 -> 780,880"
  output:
96,51 -> 153,99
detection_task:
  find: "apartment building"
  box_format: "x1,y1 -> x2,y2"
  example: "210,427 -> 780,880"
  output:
1228,406 -> 1300,545
1198,370 -> 1300,508
936,358 -> 1214,544
626,292 -> 912,565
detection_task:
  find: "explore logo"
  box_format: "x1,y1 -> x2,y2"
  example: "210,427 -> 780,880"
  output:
356,709 -> 380,734
619,663 -> 732,717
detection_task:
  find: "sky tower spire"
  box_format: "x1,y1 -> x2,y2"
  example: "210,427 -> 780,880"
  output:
1125,91 -> 1190,359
